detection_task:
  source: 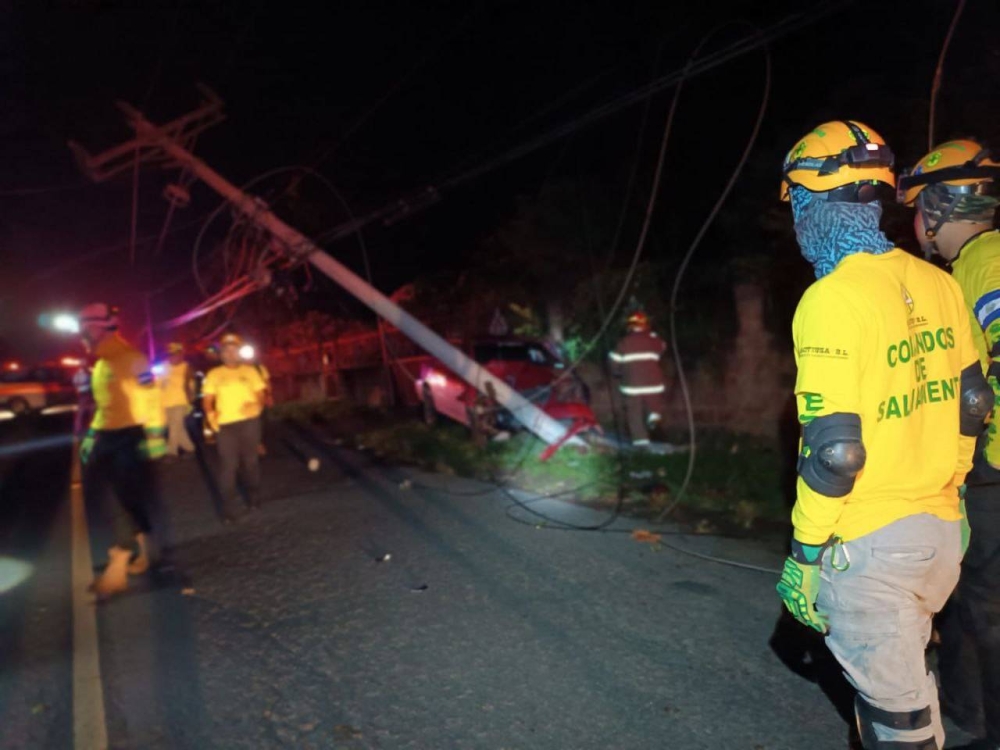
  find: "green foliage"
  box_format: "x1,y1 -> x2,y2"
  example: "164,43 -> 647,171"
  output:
308,403 -> 792,525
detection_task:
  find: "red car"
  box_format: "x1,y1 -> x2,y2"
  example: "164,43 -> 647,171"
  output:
415,337 -> 597,435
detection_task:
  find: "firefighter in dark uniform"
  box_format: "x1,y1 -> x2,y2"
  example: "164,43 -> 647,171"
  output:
78,303 -> 166,599
609,311 -> 668,447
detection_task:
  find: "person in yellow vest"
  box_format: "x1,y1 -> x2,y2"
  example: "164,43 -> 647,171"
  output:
774,121 -> 991,749
203,333 -> 267,521
77,303 -> 166,599
161,342 -> 196,457
900,139 -> 1000,747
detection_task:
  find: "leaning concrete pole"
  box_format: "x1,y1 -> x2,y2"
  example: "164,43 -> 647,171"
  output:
112,102 -> 571,446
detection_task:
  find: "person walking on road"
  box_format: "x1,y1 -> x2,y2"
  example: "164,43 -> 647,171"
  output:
203,333 -> 267,521
774,121 -> 991,749
161,342 -> 196,458
900,139 -> 1000,748
78,303 -> 167,599
608,310 -> 668,448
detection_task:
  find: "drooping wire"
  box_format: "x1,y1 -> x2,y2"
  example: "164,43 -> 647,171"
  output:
408,26 -> 732,532
656,36 -> 772,523
928,0 -> 967,150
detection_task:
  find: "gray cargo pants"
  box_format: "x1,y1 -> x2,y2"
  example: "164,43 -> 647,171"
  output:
818,513 -> 962,749
166,405 -> 195,455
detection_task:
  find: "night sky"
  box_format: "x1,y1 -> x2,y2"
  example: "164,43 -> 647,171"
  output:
2,0 -> 998,360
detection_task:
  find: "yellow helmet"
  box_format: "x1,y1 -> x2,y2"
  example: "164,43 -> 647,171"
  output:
627,311 -> 650,331
780,120 -> 895,202
898,139 -> 1000,205
167,342 -> 184,354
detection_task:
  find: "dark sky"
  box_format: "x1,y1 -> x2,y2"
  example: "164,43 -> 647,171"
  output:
1,0 -> 998,360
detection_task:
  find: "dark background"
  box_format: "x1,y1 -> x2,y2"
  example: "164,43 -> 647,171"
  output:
2,0 -> 998,360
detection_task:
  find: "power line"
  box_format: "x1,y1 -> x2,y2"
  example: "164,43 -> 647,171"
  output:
0,182 -> 92,197
306,0 -> 850,251
657,35 -> 772,522
436,0 -> 850,195
928,0 -> 967,149
25,212 -> 212,284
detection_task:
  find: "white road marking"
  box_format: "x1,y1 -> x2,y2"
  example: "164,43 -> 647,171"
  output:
70,449 -> 108,750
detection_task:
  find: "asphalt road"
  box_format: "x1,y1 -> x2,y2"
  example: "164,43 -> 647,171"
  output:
0,417 -> 979,749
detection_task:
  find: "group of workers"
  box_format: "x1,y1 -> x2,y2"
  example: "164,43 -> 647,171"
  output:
774,121 -> 1000,750
63,123 -> 1000,749
608,121 -> 1000,748
76,310 -> 272,600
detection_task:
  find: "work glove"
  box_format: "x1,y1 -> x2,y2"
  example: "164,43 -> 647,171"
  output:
140,426 -> 167,461
959,486 -> 971,556
79,430 -> 96,466
776,540 -> 829,635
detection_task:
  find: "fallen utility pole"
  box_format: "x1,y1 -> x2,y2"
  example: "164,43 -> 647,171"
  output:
69,90 -> 573,447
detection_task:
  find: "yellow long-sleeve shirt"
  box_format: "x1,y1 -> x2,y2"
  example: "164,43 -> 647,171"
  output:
950,230 -> 1000,470
161,361 -> 191,410
90,334 -> 164,432
791,248 -> 978,544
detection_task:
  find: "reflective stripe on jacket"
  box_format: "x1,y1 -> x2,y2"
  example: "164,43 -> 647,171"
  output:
609,330 -> 666,392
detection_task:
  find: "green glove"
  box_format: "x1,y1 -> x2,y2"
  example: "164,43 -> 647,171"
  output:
140,426 -> 167,461
776,540 -> 829,634
79,431 -> 96,466
959,492 -> 971,556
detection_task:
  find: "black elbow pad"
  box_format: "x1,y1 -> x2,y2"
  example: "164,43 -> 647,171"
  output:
960,363 -> 992,437
798,413 -> 866,498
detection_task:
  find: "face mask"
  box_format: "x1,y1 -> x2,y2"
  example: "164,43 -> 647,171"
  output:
789,186 -> 894,279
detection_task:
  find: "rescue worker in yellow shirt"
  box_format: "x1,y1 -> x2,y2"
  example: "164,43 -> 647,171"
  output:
161,342 -> 196,458
608,311 -> 668,447
899,139 -> 1000,748
77,303 -> 167,599
203,333 -> 267,521
774,121 -> 992,749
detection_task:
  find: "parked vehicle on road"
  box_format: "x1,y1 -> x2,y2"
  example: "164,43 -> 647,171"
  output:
414,336 -> 597,438
0,362 -> 79,418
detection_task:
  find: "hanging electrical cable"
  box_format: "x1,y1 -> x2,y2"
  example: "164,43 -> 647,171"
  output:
656,36 -> 771,523
408,24 -> 775,533
927,0 -> 967,149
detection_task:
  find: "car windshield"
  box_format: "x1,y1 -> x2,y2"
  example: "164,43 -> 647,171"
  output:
0,371 -> 29,383
473,342 -> 554,366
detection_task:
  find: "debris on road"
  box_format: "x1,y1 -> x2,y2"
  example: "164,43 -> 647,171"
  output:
630,529 -> 662,545
399,479 -> 412,490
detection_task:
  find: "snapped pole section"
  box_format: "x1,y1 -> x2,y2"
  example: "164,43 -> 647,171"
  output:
131,115 -> 569,445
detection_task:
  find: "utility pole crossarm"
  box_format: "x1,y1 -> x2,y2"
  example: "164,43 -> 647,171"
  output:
68,88 -> 224,183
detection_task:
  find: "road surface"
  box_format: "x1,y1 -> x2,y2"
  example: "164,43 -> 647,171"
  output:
0,417 -> 978,749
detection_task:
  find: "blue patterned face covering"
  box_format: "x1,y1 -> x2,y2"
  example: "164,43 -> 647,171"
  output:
789,186 -> 895,279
